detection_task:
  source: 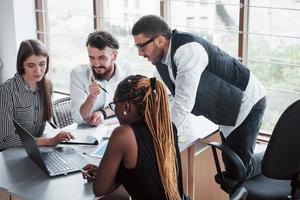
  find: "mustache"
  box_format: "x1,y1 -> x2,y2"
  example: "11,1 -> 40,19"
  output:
92,65 -> 106,69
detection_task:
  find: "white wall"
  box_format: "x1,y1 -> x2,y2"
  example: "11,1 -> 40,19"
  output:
0,0 -> 36,83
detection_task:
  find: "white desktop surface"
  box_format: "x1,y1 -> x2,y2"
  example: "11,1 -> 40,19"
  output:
0,148 -> 94,200
0,117 -> 218,200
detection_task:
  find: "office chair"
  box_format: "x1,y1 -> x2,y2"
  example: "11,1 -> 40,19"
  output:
52,97 -> 73,128
209,142 -> 290,200
208,100 -> 300,200
262,99 -> 300,200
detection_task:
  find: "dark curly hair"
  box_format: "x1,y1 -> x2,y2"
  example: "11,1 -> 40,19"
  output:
86,30 -> 119,50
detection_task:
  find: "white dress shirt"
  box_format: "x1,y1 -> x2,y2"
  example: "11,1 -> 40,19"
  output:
164,41 -> 266,138
70,61 -> 133,124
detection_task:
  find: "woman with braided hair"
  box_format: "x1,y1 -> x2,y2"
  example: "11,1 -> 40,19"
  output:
82,75 -> 186,199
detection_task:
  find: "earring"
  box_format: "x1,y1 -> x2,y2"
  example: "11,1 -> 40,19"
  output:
123,110 -> 127,115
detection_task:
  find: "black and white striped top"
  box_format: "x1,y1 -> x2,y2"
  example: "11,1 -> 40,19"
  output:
0,73 -> 46,150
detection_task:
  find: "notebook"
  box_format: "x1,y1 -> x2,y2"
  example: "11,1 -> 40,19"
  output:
13,119 -> 89,177
60,135 -> 98,145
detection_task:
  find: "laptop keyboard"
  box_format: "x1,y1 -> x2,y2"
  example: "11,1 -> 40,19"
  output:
41,151 -> 74,173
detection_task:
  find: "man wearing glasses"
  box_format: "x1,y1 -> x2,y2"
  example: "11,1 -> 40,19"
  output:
70,31 -> 133,127
131,15 -> 266,180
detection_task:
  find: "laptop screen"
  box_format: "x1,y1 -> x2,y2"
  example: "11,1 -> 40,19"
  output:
12,119 -> 48,172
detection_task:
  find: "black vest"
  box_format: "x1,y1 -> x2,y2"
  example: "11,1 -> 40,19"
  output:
156,30 -> 250,126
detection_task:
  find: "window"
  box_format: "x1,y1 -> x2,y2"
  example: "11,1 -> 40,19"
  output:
100,0 -> 160,76
247,0 -> 300,132
37,0 -> 94,92
36,0 -> 300,133
124,0 -> 129,7
169,0 -> 240,57
168,0 -> 300,132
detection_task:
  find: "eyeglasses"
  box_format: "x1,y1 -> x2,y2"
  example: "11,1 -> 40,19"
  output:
109,99 -> 131,111
135,35 -> 160,52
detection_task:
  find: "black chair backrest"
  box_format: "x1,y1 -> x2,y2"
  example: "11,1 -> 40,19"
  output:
52,97 -> 73,128
262,99 -> 300,180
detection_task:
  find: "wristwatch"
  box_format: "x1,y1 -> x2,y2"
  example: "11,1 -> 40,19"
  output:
100,109 -> 107,119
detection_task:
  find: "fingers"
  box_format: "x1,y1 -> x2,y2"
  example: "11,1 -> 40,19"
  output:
82,164 -> 98,181
83,163 -> 97,172
89,78 -> 100,98
83,163 -> 95,170
88,119 -> 102,127
91,75 -> 96,83
87,112 -> 103,127
82,171 -> 93,181
49,131 -> 74,146
65,131 -> 75,139
90,117 -> 102,127
57,131 -> 74,142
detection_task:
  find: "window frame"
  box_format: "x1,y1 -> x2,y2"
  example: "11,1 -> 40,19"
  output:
35,0 -> 300,134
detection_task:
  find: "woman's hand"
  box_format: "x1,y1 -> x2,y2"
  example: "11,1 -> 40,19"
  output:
49,131 -> 74,146
82,163 -> 98,182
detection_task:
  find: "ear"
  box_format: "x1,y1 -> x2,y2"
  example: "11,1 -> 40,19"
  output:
112,49 -> 117,61
156,35 -> 167,48
123,101 -> 131,114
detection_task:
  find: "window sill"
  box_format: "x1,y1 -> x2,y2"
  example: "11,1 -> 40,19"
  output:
257,131 -> 271,144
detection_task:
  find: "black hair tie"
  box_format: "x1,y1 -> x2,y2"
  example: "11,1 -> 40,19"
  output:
150,77 -> 156,94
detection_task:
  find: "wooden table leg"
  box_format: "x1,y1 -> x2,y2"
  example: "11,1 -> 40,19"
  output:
188,144 -> 195,199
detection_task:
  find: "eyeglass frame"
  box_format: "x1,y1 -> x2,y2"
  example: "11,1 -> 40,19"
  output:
135,32 -> 170,52
109,98 -> 133,111
135,35 -> 160,52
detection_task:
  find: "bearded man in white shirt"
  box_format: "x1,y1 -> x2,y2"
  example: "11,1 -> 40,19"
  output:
70,31 -> 133,127
132,15 -> 267,180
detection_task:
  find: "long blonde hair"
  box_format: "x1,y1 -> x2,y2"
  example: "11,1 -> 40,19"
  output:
115,75 -> 180,200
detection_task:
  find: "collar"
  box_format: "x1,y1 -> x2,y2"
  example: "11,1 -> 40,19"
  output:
14,73 -> 40,93
162,38 -> 172,66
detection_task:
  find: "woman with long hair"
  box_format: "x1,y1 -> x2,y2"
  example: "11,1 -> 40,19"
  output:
82,75 -> 185,199
0,39 -> 73,151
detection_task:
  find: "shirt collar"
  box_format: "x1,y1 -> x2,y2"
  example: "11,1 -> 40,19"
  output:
110,61 -> 125,82
162,38 -> 172,66
14,73 -> 40,93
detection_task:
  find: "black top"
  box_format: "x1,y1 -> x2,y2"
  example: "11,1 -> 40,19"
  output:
117,120 -> 184,200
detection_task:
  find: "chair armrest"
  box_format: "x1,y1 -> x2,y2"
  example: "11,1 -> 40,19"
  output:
208,142 -> 248,193
230,186 -> 248,200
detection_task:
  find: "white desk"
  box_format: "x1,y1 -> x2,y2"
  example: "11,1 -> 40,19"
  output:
0,117 -> 218,200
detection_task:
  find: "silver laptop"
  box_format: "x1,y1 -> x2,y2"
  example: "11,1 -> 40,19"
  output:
13,119 -> 88,177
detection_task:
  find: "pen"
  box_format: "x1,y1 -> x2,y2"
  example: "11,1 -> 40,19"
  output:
91,75 -> 108,93
80,169 -> 91,178
98,84 -> 109,94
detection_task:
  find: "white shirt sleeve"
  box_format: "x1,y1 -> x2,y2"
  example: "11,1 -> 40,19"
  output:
171,42 -> 209,135
69,69 -> 88,124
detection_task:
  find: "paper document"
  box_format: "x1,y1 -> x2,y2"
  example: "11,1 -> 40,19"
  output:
178,135 -> 189,143
90,140 -> 109,158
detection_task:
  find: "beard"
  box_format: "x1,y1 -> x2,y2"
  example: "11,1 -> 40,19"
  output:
92,64 -> 115,81
151,47 -> 165,65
